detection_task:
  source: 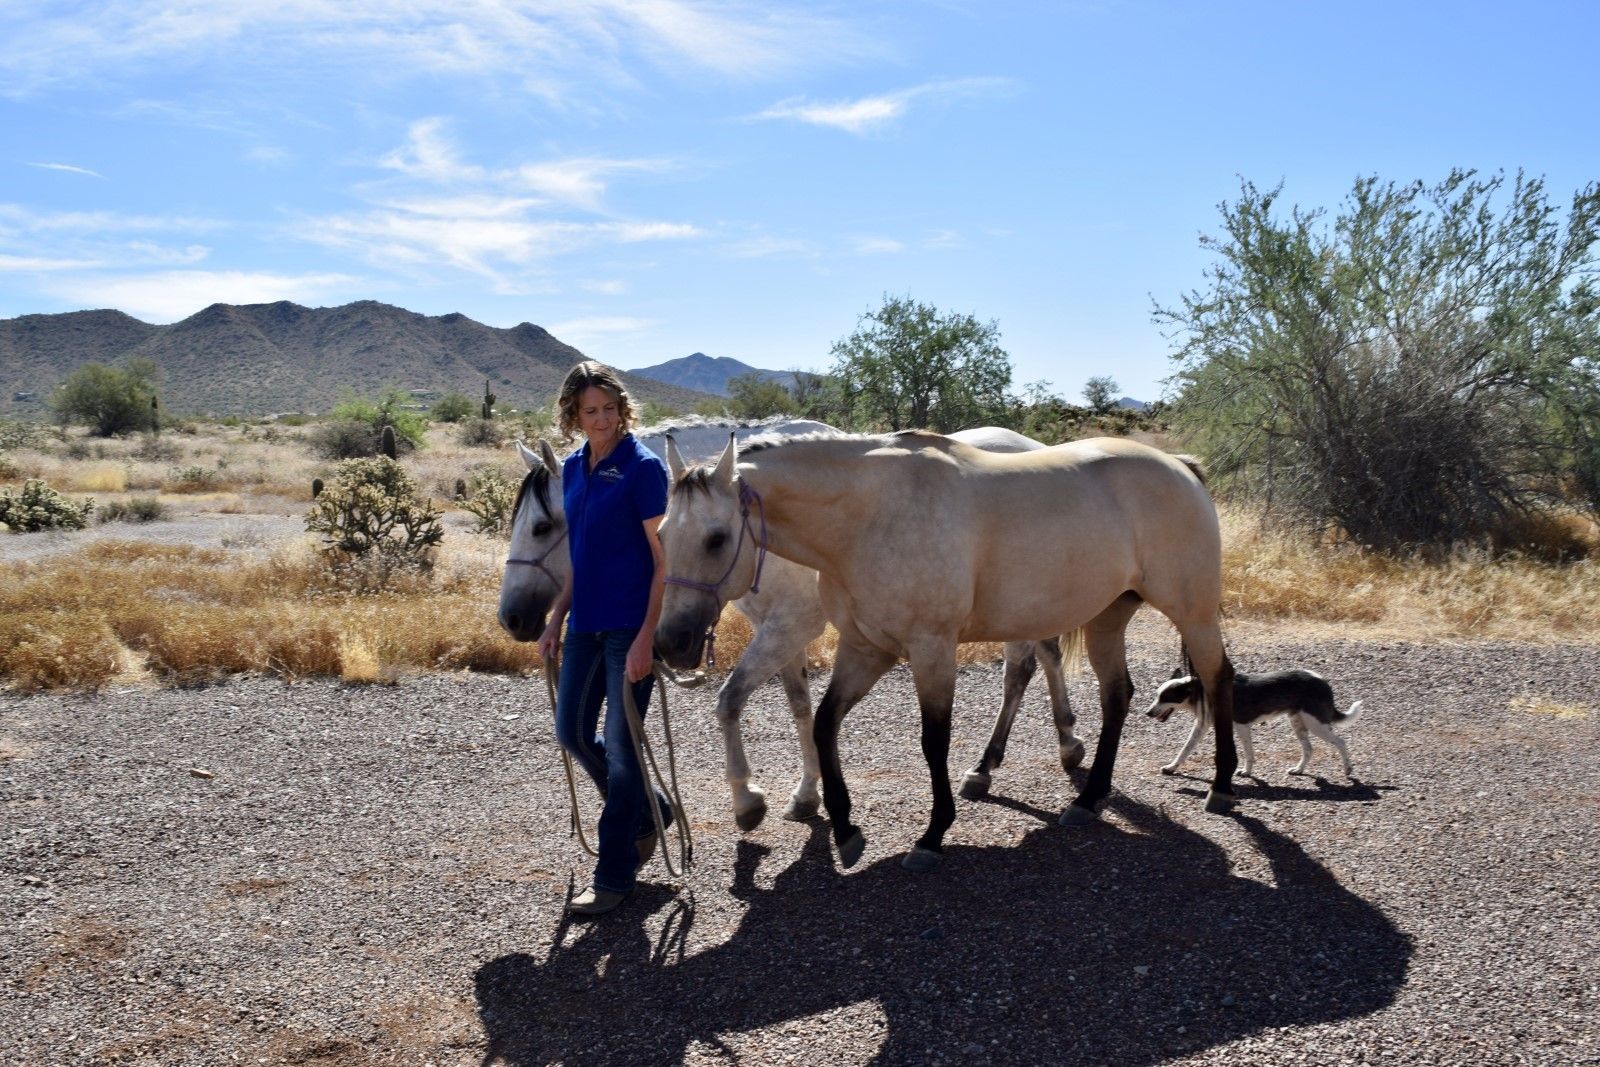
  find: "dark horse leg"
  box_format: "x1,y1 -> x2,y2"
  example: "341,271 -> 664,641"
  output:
1060,593 -> 1143,825
1177,619 -> 1239,812
903,639 -> 960,872
813,641 -> 897,869
958,640 -> 1038,800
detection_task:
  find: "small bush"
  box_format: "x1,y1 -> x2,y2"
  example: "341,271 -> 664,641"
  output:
165,465 -> 217,492
0,452 -> 18,481
135,435 -> 183,462
99,496 -> 168,524
456,417 -> 506,448
0,421 -> 52,450
0,479 -> 93,532
305,456 -> 443,589
327,389 -> 427,451
0,613 -> 123,692
307,418 -> 379,460
461,467 -> 517,535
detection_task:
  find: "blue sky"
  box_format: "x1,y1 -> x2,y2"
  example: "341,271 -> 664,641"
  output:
3,1 -> 1596,403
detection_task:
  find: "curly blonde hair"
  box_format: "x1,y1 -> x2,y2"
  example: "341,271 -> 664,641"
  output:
555,361 -> 637,443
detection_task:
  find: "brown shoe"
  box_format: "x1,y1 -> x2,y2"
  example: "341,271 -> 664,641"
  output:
567,886 -> 628,917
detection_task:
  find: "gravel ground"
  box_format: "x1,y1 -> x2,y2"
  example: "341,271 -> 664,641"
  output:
3,616 -> 1597,1066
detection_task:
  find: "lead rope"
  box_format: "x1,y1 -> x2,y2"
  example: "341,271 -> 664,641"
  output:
623,665 -> 694,877
543,654 -> 599,858
542,652 -> 694,876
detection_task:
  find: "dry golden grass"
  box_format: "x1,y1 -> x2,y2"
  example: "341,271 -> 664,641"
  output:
7,425 -> 1600,692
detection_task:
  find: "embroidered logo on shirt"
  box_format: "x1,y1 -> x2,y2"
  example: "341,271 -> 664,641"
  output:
596,467 -> 625,482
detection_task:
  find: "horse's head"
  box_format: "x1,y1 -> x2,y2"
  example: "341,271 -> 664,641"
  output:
655,433 -> 760,669
496,438 -> 568,642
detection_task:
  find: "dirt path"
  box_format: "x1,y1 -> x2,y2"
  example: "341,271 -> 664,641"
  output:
3,619 -> 1597,1065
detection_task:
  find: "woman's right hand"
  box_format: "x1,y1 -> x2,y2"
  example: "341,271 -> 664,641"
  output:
536,623 -> 561,666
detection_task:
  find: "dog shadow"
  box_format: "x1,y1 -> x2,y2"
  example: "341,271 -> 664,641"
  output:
1167,770 -> 1393,804
474,797 -> 1411,1066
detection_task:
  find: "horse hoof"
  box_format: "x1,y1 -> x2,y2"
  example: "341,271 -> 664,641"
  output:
901,846 -> 941,872
1160,765 -> 1177,776
1204,789 -> 1238,815
958,771 -> 991,800
1059,803 -> 1101,827
837,829 -> 867,869
735,797 -> 768,832
781,797 -> 819,821
1060,740 -> 1086,771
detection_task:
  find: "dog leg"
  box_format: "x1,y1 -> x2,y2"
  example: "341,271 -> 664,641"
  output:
1162,714 -> 1206,775
1234,722 -> 1255,777
1307,717 -> 1353,777
1288,714 -> 1314,775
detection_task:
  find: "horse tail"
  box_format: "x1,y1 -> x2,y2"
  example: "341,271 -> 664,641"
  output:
1173,453 -> 1208,486
1060,628 -> 1085,677
1337,700 -> 1364,726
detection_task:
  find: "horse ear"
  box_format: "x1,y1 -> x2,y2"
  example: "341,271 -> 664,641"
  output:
712,431 -> 737,487
538,438 -> 560,478
516,438 -> 540,471
664,434 -> 686,482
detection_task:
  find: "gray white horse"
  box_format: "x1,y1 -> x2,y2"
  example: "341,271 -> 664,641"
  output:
496,418 -> 1082,833
655,431 -> 1236,872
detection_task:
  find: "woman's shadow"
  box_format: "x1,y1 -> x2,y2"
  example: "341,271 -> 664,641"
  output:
476,798 -> 1410,1066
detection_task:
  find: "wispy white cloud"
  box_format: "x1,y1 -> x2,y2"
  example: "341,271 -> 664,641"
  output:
0,2 -> 867,100
300,120 -> 698,288
755,77 -> 1015,135
724,235 -> 817,259
245,145 -> 291,166
581,279 -> 628,295
28,162 -> 104,179
0,204 -> 224,235
39,270 -> 361,323
549,316 -> 655,339
0,253 -> 109,272
852,236 -> 904,255
922,229 -> 964,249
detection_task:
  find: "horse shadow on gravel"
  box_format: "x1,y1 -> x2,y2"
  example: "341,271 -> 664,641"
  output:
475,799 -> 1411,1066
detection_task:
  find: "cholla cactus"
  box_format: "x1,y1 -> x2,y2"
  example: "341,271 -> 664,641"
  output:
0,479 -> 93,532
461,468 -> 516,536
304,457 -> 443,579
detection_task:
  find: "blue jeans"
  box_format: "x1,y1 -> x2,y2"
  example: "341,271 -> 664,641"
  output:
553,627 -> 660,894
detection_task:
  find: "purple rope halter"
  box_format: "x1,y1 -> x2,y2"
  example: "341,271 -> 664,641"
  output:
662,480 -> 769,667
504,528 -> 567,586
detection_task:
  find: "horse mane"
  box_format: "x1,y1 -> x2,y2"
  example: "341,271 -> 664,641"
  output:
511,464 -> 553,521
1172,453 -> 1208,486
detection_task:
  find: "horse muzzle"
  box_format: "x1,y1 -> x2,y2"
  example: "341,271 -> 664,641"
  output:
497,606 -> 549,643
654,612 -> 713,670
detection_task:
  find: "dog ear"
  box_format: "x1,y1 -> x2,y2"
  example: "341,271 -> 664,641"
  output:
1169,667 -> 1186,679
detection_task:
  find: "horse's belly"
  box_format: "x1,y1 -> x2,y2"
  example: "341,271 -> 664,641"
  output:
962,572 -> 1132,642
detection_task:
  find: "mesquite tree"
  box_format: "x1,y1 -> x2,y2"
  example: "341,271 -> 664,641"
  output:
1157,170 -> 1600,551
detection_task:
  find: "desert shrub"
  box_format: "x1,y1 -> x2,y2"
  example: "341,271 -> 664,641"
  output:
303,390 -> 430,461
0,612 -> 123,692
64,439 -> 95,460
461,467 -> 516,535
0,479 -> 93,532
134,435 -> 183,462
0,453 -> 17,481
99,496 -> 168,524
0,421 -> 52,450
304,456 -> 443,588
165,465 -> 217,492
430,392 -> 476,422
456,417 -> 506,448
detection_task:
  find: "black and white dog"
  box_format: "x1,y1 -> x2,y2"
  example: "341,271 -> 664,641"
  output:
1146,669 -> 1363,778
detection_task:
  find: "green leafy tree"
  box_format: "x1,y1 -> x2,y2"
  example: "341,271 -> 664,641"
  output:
51,359 -> 161,437
1157,170 -> 1600,550
429,392 -> 476,422
829,296 -> 1013,432
310,388 -> 429,459
726,372 -> 797,419
1082,376 -> 1119,415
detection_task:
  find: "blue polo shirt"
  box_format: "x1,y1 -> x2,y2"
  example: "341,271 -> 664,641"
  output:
563,434 -> 669,634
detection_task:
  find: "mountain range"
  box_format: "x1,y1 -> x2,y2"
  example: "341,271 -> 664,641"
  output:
0,301 -> 715,418
626,352 -> 821,397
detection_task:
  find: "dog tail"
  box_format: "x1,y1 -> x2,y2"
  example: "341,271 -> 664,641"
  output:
1337,700 -> 1364,725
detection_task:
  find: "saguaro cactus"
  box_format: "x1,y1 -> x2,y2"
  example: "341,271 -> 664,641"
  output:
312,477 -> 324,499
380,424 -> 398,460
151,395 -> 161,436
482,378 -> 497,420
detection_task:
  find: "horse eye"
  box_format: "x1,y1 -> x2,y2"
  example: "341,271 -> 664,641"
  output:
706,531 -> 728,552
534,521 -> 553,537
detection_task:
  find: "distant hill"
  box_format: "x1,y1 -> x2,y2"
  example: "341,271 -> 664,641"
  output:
1117,396 -> 1151,412
0,301 -> 715,418
628,352 -> 821,398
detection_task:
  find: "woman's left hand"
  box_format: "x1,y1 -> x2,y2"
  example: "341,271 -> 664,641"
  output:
625,636 -> 654,683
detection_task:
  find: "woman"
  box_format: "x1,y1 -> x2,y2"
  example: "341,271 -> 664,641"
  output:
535,361 -> 672,917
